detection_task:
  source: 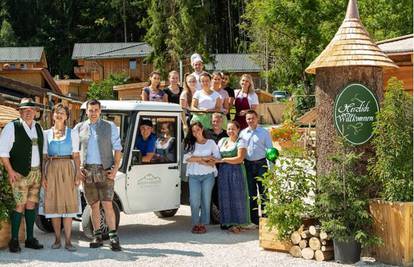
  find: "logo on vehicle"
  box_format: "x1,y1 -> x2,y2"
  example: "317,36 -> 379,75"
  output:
137,173 -> 161,187
334,83 -> 379,145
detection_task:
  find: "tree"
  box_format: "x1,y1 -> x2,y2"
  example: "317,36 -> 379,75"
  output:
86,73 -> 128,100
0,19 -> 16,46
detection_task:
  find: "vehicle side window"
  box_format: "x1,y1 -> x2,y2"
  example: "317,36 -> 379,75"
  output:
134,116 -> 177,164
102,113 -> 129,148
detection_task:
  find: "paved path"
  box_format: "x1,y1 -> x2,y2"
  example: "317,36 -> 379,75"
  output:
0,206 -> 395,267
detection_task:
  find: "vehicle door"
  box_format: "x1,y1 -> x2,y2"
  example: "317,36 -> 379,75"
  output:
125,112 -> 181,213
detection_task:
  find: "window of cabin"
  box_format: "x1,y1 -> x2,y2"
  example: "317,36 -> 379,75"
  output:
129,59 -> 137,70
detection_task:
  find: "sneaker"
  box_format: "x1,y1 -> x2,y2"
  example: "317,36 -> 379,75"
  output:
8,238 -> 21,253
89,236 -> 103,248
110,237 -> 121,252
25,238 -> 44,249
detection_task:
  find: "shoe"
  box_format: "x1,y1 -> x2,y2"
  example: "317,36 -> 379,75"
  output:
191,225 -> 199,234
229,226 -> 242,234
242,223 -> 259,230
51,242 -> 61,249
220,224 -> 231,230
25,238 -> 44,249
8,239 -> 21,253
65,244 -> 77,252
198,225 -> 207,234
110,237 -> 121,252
89,236 -> 103,248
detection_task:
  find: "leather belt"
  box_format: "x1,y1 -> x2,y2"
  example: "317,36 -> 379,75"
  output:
245,158 -> 267,163
30,166 -> 40,171
48,155 -> 72,160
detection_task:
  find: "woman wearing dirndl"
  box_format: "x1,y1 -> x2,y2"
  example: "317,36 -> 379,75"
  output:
39,103 -> 81,251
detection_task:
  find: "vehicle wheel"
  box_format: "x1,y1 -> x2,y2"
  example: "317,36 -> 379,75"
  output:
210,202 -> 220,224
82,201 -> 121,240
35,214 -> 55,233
154,209 -> 178,218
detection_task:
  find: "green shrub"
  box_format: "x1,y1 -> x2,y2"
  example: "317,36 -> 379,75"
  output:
257,149 -> 315,239
314,140 -> 381,247
369,77 -> 413,202
87,73 -> 128,100
0,165 -> 15,225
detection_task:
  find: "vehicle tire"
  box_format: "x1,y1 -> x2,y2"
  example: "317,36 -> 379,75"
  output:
210,202 -> 220,224
154,209 -> 178,218
82,201 -> 121,240
35,214 -> 55,233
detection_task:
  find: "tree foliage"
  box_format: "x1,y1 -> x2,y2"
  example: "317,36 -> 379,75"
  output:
369,78 -> 413,202
86,73 -> 128,100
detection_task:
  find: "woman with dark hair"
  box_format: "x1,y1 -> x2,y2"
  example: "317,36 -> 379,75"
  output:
191,72 -> 221,129
39,103 -> 81,251
142,71 -> 168,102
216,121 -> 250,233
184,121 -> 220,234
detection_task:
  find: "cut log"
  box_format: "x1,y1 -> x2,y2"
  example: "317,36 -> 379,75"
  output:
300,230 -> 311,239
290,231 -> 302,245
315,249 -> 334,262
319,230 -> 330,240
309,237 -> 321,250
309,225 -> 320,237
301,247 -> 315,260
289,245 -> 302,258
298,239 -> 308,249
321,245 -> 334,252
321,239 -> 333,246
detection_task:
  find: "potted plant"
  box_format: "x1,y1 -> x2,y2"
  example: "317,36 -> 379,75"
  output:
314,140 -> 381,264
368,77 -> 413,266
257,148 -> 316,251
0,164 -> 19,248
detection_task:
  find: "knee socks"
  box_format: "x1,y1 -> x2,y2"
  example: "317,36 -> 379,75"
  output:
108,230 -> 118,241
25,209 -> 36,240
10,210 -> 22,240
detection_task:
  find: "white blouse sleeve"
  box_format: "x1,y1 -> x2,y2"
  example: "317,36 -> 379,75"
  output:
249,92 -> 259,105
183,152 -> 192,163
192,90 -> 200,100
42,130 -> 49,154
0,122 -> 15,157
237,138 -> 247,149
210,140 -> 221,159
71,128 -> 80,153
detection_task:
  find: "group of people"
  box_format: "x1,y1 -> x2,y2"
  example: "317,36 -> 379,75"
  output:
0,98 -> 123,253
141,53 -> 260,131
184,109 -> 272,234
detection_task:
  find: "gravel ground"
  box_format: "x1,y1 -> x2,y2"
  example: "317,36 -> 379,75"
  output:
0,206 -> 396,267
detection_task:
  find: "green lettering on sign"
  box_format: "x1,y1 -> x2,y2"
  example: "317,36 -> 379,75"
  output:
334,83 -> 379,145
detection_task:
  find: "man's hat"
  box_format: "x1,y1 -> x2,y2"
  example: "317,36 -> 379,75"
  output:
190,53 -> 203,65
17,98 -> 39,110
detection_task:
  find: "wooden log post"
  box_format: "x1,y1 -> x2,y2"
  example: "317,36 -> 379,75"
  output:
315,250 -> 334,262
289,245 -> 302,258
290,231 -> 302,245
321,245 -> 334,252
300,230 -> 311,239
301,247 -> 315,260
319,230 -> 330,241
298,239 -> 308,249
309,225 -> 320,237
309,237 -> 322,250
315,67 -> 384,176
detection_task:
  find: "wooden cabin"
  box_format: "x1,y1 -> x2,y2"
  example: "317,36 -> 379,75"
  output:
0,47 -> 47,70
377,34 -> 413,94
54,79 -> 91,101
72,43 -> 153,82
205,54 -> 265,88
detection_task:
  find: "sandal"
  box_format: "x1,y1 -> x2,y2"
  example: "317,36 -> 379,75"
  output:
229,226 -> 242,234
198,225 -> 207,234
65,244 -> 77,252
191,225 -> 200,234
51,241 -> 61,249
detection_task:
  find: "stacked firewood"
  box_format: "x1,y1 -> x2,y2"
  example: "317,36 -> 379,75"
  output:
289,225 -> 334,262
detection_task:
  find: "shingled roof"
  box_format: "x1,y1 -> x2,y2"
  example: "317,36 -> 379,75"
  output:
0,47 -> 44,63
305,0 -> 398,74
72,43 -> 152,60
377,34 -> 413,55
205,54 -> 262,72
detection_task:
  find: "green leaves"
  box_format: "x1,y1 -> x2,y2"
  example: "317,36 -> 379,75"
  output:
0,165 -> 15,225
86,73 -> 128,100
370,78 -> 413,202
257,151 -> 316,239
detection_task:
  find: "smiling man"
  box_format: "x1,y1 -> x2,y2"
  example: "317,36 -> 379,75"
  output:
0,98 -> 44,253
134,118 -> 156,163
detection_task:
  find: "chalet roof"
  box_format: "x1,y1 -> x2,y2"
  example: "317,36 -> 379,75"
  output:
0,75 -> 50,97
72,43 -> 152,60
205,54 -> 262,72
0,47 -> 44,63
305,0 -> 398,74
377,34 -> 413,55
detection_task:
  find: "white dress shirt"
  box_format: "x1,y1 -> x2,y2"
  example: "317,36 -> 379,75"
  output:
0,119 -> 41,167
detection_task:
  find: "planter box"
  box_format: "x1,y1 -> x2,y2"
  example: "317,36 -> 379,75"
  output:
259,217 -> 292,252
0,218 -> 26,249
369,199 -> 413,266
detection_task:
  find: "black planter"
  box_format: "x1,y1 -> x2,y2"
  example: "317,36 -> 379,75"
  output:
333,238 -> 361,264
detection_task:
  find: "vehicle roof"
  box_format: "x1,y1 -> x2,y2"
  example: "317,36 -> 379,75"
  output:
81,100 -> 182,112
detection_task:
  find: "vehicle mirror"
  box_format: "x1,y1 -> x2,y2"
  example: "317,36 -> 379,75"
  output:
131,150 -> 142,166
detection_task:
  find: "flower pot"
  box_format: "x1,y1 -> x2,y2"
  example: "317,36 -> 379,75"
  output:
369,199 -> 413,266
0,218 -> 26,249
333,238 -> 361,264
259,218 -> 292,252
